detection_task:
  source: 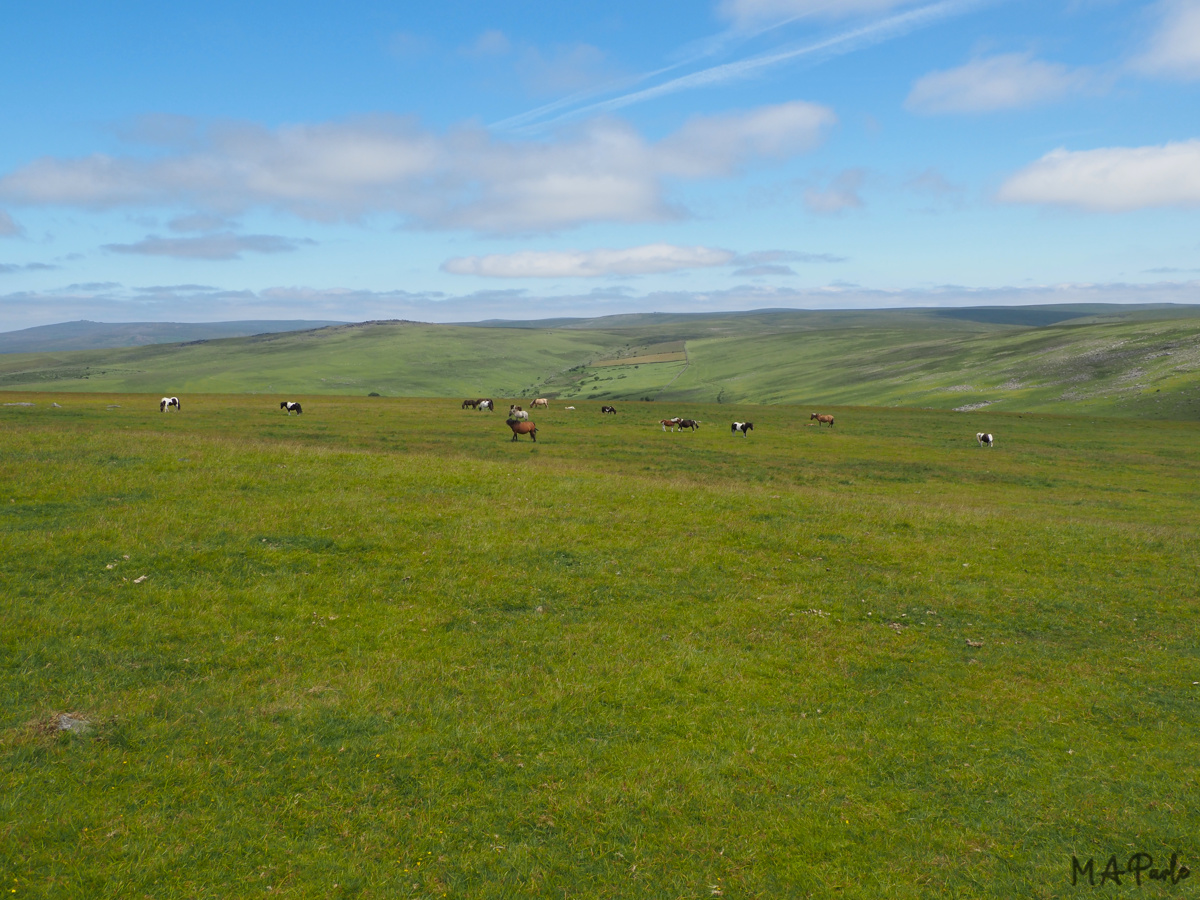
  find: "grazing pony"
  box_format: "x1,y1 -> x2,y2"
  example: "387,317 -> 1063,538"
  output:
532,398 -> 549,409
732,421 -> 753,436
810,413 -> 835,427
478,399 -> 494,411
160,397 -> 180,412
565,406 -> 576,410
462,399 -> 480,409
509,405 -> 529,421
660,417 -> 682,432
507,419 -> 538,442
976,432 -> 994,448
676,419 -> 700,432
280,401 -> 302,415
601,405 -> 617,414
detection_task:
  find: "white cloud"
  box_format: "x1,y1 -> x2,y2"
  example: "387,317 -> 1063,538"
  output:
104,233 -> 311,260
906,53 -> 1088,114
719,0 -> 921,27
442,243 -> 735,278
0,210 -> 21,238
804,169 -> 866,214
658,102 -> 837,177
997,140 -> 1200,211
0,104 -> 833,234
1131,0 -> 1200,80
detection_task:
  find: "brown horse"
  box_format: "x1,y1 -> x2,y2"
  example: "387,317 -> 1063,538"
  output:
462,399 -> 480,409
676,419 -> 699,431
507,419 -> 538,442
811,413 -> 834,427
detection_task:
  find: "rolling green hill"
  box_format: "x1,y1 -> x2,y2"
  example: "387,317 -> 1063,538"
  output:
0,318 -> 345,353
1,305 -> 1199,417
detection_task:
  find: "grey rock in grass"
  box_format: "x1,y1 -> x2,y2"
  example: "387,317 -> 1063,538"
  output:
54,714 -> 91,734
3,402 -> 34,407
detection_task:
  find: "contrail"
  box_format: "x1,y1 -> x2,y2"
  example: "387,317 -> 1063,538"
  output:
494,0 -> 989,132
491,2 -> 842,131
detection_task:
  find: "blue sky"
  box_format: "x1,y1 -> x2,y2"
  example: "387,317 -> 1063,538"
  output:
1,0 -> 1198,327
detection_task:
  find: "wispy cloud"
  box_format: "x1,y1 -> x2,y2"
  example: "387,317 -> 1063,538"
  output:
733,264 -> 798,276
514,43 -> 617,96
461,29 -> 512,58
0,262 -> 59,274
734,249 -> 847,264
104,233 -> 313,260
906,53 -> 1092,113
0,210 -> 22,238
804,169 -> 867,214
1130,0 -> 1200,80
443,244 -> 736,278
719,0 -> 925,28
445,244 -> 847,279
168,213 -> 235,233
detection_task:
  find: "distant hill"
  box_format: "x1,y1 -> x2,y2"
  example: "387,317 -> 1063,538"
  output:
0,319 -> 347,353
1,305 -> 1199,418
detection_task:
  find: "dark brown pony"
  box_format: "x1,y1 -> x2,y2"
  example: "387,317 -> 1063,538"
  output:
676,419 -> 699,431
507,419 -> 538,442
462,399 -> 480,409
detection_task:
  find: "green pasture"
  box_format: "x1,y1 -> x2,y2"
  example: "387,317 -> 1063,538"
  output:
2,305 -> 1199,417
1,394 -> 1198,898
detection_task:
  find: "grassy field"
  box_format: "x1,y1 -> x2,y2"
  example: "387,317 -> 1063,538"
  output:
2,305 -> 1199,417
2,393 -> 1198,898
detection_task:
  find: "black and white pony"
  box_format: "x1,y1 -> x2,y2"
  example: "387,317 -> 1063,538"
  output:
281,401 -> 303,415
732,421 -> 753,436
601,405 -> 617,414
160,397 -> 180,412
478,399 -> 494,411
976,432 -> 994,448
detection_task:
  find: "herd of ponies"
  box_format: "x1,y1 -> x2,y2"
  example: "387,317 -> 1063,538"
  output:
155,395 -> 994,448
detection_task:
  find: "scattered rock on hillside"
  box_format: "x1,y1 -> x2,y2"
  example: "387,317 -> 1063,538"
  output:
966,639 -> 984,648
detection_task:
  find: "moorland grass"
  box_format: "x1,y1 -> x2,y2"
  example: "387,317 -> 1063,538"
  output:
1,394 -> 1198,898
3,306 -> 1200,417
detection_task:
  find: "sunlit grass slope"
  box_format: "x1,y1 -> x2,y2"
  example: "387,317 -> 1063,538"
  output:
0,322 -> 631,397
1,305 -> 1199,417
2,394 -> 1198,898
